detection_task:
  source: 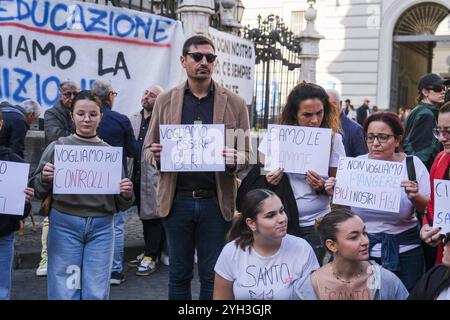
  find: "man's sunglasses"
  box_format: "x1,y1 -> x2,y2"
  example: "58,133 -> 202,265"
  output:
426,85 -> 446,93
186,52 -> 217,63
443,233 -> 450,246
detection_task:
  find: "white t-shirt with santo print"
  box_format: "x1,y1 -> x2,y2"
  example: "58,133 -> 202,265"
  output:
258,132 -> 346,227
214,234 -> 319,300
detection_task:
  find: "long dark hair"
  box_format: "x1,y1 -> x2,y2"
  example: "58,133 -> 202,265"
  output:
227,189 -> 277,250
279,82 -> 341,133
315,208 -> 356,253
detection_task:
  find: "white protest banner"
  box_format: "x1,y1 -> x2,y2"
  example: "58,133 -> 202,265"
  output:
433,179 -> 450,235
333,157 -> 404,213
0,161 -> 29,216
209,27 -> 255,105
53,145 -> 122,194
264,124 -> 332,176
0,0 -> 185,117
160,124 -> 225,172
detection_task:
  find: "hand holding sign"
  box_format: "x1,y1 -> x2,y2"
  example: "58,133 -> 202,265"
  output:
266,168 -> 284,186
223,147 -> 237,169
119,178 -> 133,200
324,177 -> 336,196
150,143 -> 163,162
420,224 -> 442,247
401,180 -> 419,200
24,187 -> 35,204
42,162 -> 55,182
306,170 -> 325,193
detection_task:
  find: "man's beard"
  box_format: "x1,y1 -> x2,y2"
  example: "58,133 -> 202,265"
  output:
143,103 -> 154,112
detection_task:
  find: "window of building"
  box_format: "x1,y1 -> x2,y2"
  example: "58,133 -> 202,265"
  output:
291,11 -> 305,34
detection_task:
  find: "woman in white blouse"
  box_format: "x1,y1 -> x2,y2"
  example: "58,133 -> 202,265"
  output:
259,82 -> 345,265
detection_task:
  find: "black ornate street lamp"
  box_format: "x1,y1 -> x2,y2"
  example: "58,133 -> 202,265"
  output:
243,15 -> 302,128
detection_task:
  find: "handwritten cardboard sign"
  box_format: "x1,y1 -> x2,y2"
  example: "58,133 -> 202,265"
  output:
53,145 -> 122,194
0,161 -> 30,216
433,179 -> 450,235
333,157 -> 404,213
160,124 -> 225,172
264,124 -> 332,176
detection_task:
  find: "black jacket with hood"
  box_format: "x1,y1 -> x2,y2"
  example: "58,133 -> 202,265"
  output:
408,265 -> 450,300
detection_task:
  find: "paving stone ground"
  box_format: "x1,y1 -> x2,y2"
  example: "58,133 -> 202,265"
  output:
11,201 -> 200,300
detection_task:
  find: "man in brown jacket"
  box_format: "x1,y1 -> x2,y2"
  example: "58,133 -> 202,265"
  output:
143,35 -> 251,300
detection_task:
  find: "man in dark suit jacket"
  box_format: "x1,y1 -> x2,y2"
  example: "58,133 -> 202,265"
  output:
356,97 -> 371,125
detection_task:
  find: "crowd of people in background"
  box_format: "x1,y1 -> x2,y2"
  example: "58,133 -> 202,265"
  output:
1,35 -> 450,301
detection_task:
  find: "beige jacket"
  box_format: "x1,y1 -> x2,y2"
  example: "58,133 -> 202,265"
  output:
128,111 -> 160,220
143,81 -> 251,221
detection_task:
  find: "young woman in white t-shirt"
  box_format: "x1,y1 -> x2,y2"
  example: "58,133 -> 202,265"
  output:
324,112 -> 430,291
259,82 -> 345,264
213,189 -> 319,300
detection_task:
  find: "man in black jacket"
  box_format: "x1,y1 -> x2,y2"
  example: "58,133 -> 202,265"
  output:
0,109 -> 34,300
408,233 -> 450,300
356,97 -> 371,126
0,100 -> 40,158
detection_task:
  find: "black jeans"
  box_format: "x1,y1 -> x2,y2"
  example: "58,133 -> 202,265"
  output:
141,218 -> 165,260
134,183 -> 165,260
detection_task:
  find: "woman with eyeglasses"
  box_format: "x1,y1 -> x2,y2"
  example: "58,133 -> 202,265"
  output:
408,233 -> 450,300
29,91 -> 134,300
419,102 -> 450,268
325,112 -> 430,291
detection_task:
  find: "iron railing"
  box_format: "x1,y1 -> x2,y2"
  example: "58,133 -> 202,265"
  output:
243,15 -> 302,129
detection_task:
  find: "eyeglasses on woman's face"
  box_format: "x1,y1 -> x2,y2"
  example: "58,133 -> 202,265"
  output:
365,133 -> 395,143
432,127 -> 450,139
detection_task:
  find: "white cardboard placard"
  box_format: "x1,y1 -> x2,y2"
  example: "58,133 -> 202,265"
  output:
53,145 -> 122,194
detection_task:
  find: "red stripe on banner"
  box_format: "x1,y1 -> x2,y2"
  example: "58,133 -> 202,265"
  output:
0,22 -> 171,48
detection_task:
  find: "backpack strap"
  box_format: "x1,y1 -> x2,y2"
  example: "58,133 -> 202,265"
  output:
406,155 -> 424,226
406,155 -> 416,182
